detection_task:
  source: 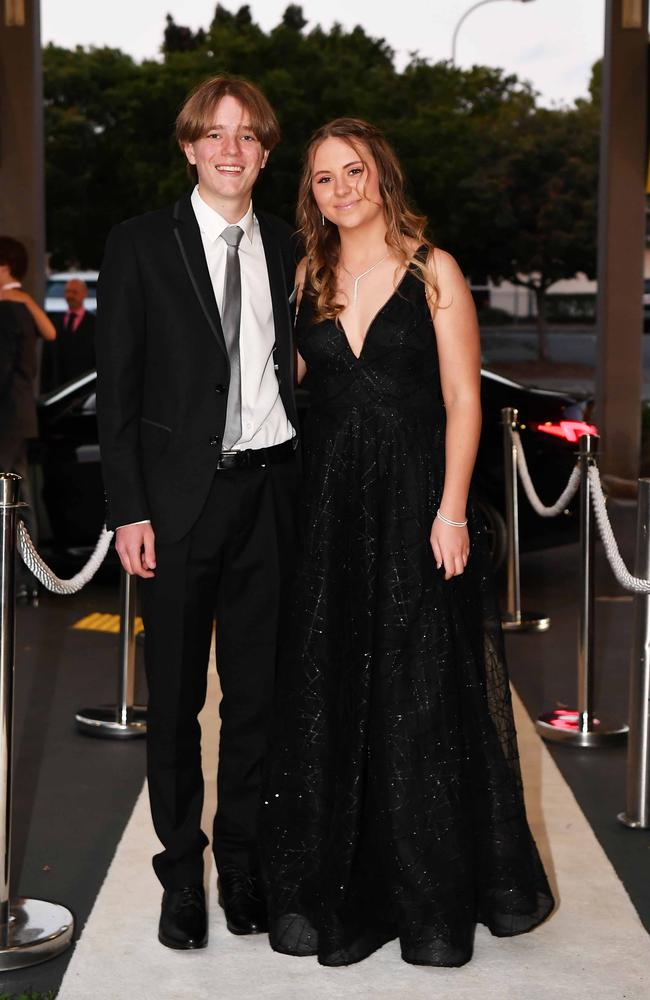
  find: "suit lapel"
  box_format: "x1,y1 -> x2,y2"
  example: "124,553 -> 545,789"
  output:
257,212 -> 298,427
172,194 -> 228,363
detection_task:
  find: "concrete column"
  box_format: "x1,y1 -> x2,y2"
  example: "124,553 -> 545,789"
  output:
595,0 -> 649,481
0,0 -> 45,302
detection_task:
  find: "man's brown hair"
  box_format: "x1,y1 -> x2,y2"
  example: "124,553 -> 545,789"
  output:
176,75 -> 280,183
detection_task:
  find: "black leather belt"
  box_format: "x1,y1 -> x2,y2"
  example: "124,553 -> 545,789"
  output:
216,438 -> 296,471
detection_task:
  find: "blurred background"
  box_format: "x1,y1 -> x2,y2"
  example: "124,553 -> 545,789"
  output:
0,0 -> 648,559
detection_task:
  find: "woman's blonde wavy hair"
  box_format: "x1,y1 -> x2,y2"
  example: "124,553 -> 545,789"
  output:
297,118 -> 438,324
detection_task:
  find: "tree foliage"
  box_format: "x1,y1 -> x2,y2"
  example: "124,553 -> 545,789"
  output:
44,1 -> 600,347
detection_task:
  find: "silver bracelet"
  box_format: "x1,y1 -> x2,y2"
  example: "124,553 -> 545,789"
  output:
436,509 -> 468,528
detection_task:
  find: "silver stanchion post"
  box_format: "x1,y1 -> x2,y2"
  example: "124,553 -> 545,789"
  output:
76,569 -> 147,738
0,473 -> 73,968
619,478 -> 650,828
537,434 -> 628,747
500,406 -> 550,632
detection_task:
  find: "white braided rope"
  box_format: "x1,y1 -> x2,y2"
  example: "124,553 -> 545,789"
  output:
17,521 -> 114,594
512,430 -> 582,518
588,466 -> 650,594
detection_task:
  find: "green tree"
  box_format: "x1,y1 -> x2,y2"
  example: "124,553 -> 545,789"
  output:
43,0 -> 599,320
162,14 -> 206,53
460,99 -> 599,359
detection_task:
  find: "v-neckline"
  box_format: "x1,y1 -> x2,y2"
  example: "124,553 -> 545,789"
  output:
339,266 -> 409,362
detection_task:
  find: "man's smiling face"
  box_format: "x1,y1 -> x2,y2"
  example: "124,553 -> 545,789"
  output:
182,94 -> 269,215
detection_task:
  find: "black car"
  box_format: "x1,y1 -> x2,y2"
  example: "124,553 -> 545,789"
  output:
35,369 -> 593,570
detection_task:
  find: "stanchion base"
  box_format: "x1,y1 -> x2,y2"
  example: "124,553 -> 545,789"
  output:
536,709 -> 628,747
501,612 -> 551,632
75,705 -> 147,739
0,898 -> 73,970
617,811 -> 650,830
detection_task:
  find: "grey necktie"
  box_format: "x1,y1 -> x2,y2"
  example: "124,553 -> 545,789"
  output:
219,225 -> 245,449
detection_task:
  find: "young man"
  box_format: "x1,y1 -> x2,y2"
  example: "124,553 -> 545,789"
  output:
95,76 -> 298,951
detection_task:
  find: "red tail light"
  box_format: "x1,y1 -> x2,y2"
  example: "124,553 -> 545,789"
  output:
532,420 -> 599,443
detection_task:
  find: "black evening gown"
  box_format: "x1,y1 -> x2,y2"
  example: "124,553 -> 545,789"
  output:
260,264 -> 554,967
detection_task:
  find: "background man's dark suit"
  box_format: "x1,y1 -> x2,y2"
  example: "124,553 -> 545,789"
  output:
96,191 -> 298,889
41,310 -> 96,390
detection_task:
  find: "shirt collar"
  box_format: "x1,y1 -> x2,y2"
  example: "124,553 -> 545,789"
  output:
191,186 -> 255,245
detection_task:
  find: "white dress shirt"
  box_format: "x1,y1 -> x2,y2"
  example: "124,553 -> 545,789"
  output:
191,186 -> 294,451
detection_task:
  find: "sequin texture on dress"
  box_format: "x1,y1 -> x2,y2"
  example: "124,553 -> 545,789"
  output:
260,263 -> 554,967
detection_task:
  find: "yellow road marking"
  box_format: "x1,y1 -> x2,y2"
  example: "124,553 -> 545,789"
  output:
72,613 -> 144,635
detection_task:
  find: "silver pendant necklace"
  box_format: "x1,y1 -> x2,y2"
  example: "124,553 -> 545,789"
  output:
341,253 -> 390,305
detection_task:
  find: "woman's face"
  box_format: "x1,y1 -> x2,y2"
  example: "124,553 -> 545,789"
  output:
310,137 -> 383,231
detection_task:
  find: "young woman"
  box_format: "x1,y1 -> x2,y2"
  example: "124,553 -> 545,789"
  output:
260,118 -> 553,968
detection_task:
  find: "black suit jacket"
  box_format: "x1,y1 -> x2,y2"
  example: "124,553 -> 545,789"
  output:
95,192 -> 298,541
0,301 -> 38,458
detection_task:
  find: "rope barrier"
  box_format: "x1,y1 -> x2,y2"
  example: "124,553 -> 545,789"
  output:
17,521 -> 114,594
588,466 -> 650,594
512,427 -> 650,594
512,429 -> 581,517
0,473 -> 75,963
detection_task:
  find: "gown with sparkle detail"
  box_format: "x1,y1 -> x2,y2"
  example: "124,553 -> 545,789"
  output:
260,262 -> 554,967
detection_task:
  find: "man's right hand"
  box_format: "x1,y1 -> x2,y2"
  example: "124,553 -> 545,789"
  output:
115,522 -> 156,578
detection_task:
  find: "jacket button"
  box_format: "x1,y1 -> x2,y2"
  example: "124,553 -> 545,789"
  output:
209,435 -> 220,446
215,384 -> 226,394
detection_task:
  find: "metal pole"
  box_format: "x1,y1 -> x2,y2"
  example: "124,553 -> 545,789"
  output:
0,473 -> 73,968
500,407 -> 550,632
76,569 -> 146,738
451,0 -> 537,63
577,433 -> 597,733
537,435 -> 628,747
619,478 -> 650,828
452,0 -> 497,63
0,475 -> 19,933
503,406 -> 521,621
117,571 -> 136,726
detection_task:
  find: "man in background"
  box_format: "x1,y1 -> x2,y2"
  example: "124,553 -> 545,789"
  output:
42,278 -> 95,390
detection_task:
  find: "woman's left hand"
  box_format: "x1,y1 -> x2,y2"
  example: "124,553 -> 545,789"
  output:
430,518 -> 469,581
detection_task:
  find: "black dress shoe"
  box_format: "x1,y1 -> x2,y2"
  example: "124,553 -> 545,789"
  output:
158,885 -> 207,950
217,866 -> 268,935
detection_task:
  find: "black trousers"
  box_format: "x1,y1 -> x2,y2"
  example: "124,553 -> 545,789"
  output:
139,457 -> 298,890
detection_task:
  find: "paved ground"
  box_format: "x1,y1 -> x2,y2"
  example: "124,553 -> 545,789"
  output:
0,492 -> 648,995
